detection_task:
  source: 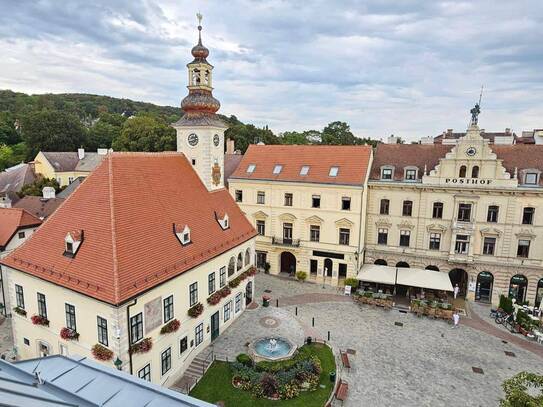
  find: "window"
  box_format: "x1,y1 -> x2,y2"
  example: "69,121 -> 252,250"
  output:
180,336 -> 188,355
163,295 -> 174,322
273,164 -> 283,174
459,165 -> 467,178
235,293 -> 241,313
284,193 -> 293,206
37,293 -> 47,318
405,169 -> 417,180
191,159 -> 196,166
312,195 -> 321,208
237,253 -> 243,271
189,282 -> 198,307
380,199 -> 390,215
471,166 -> 479,178
381,168 -> 392,180
219,267 -> 226,287
399,230 -> 410,247
66,242 -> 74,253
522,207 -> 535,225
454,235 -> 469,254
329,166 -> 339,177
429,233 -> 441,250
69,177 -> 74,184
59,344 -> 68,355
487,206 -> 499,223
341,197 -> 351,211
402,200 -> 413,216
247,164 -> 256,173
377,228 -> 388,245
195,323 -> 204,347
97,316 -> 108,346
24,338 -> 30,346
208,273 -> 216,295
15,285 -> 24,309
310,225 -> 320,242
300,165 -> 310,175
517,240 -> 530,258
65,304 -> 76,331
138,364 -> 151,382
18,231 -> 25,239
257,191 -> 265,204
224,301 -> 232,322
524,172 -> 538,185
283,223 -> 293,243
457,203 -> 472,222
483,237 -> 496,255
432,202 -> 443,219
161,347 -> 172,375
339,228 -> 350,245
235,190 -> 243,202
130,313 -> 143,343
256,220 -> 265,236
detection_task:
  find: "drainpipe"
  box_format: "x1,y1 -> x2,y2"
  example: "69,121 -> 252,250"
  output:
0,266 -> 6,317
126,298 -> 137,375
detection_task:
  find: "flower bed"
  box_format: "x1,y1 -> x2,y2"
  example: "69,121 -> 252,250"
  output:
91,343 -> 114,361
130,337 -> 153,354
13,306 -> 27,317
31,315 -> 50,326
60,327 -> 79,341
188,302 -> 204,318
160,319 -> 180,334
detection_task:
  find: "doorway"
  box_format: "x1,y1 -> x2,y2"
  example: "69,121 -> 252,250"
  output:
535,278 -> 543,308
245,281 -> 253,305
509,274 -> 528,303
324,258 -> 333,277
449,268 -> 468,297
475,272 -> 494,303
256,251 -> 267,270
211,311 -> 220,342
280,252 -> 296,275
310,259 -> 318,278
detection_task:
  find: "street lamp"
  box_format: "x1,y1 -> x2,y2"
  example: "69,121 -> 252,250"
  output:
114,357 -> 123,371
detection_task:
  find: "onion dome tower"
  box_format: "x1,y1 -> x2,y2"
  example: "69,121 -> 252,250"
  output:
174,13 -> 227,191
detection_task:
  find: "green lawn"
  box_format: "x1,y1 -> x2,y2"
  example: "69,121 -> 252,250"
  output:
190,343 -> 336,406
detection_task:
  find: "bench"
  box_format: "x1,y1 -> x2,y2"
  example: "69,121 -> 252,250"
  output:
340,350 -> 351,369
335,379 -> 349,404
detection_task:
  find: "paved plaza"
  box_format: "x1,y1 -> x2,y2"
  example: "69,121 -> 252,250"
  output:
211,273 -> 543,407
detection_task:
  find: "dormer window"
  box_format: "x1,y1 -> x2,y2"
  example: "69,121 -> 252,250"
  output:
329,166 -> 339,177
273,165 -> 283,174
215,212 -> 229,230
64,230 -> 84,258
381,167 -> 393,180
524,172 -> 539,185
247,164 -> 256,173
174,224 -> 191,245
404,167 -> 417,181
300,165 -> 310,176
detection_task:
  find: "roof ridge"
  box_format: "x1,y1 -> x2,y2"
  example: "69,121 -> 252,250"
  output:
107,155 -> 120,304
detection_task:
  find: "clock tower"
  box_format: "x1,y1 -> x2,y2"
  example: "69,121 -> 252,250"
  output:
173,14 -> 227,191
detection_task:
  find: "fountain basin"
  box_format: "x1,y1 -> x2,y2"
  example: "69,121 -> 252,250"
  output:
248,337 -> 297,362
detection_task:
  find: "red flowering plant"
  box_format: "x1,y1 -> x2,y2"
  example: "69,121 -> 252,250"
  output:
246,266 -> 257,277
60,327 -> 80,341
91,344 -> 114,361
228,276 -> 242,288
160,319 -> 180,335
129,337 -> 153,355
219,286 -> 231,298
31,315 -> 50,326
207,291 -> 223,306
187,302 -> 204,318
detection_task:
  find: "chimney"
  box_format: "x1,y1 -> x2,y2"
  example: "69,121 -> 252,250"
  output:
42,186 -> 56,199
447,129 -> 453,136
97,148 -> 108,155
0,194 -> 12,208
226,139 -> 235,155
78,148 -> 85,160
505,128 -> 511,134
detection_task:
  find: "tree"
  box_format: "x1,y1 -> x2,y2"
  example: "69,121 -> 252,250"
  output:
112,115 -> 176,152
18,177 -> 62,198
321,121 -> 362,145
224,123 -> 279,153
0,112 -> 20,145
21,110 -> 87,159
500,371 -> 543,406
279,131 -> 310,145
0,143 -> 28,172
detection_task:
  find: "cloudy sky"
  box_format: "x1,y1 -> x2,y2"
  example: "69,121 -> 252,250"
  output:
1,0 -> 542,140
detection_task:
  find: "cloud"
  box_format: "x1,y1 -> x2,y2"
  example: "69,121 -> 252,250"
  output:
0,0 -> 542,140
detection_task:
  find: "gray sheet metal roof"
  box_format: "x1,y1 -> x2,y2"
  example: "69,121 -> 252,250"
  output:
1,355 -> 213,407
0,163 -> 36,194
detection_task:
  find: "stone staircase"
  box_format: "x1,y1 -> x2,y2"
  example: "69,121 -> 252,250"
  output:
170,347 -> 214,394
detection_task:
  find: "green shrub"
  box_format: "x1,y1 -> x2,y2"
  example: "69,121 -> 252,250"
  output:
499,295 -> 513,313
296,271 -> 307,281
236,353 -> 253,366
344,278 -> 359,288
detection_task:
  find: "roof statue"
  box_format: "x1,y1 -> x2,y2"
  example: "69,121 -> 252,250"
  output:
470,86 -> 484,126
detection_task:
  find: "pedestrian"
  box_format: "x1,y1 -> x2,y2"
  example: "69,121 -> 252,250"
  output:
452,310 -> 460,328
453,284 -> 459,299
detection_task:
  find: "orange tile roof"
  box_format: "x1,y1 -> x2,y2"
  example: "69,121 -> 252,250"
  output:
230,145 -> 372,186
1,152 -> 256,305
0,208 -> 42,248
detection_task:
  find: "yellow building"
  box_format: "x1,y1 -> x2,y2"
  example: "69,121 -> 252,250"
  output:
229,145 -> 372,286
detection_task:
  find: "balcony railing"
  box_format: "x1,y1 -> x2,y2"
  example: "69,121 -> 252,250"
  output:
272,237 -> 301,247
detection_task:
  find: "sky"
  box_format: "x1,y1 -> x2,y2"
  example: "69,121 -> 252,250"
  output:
0,0 -> 542,141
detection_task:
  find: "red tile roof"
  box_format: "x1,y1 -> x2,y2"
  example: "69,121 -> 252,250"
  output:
0,208 -> 41,248
1,152 -> 256,305
490,145 -> 543,186
230,145 -> 372,185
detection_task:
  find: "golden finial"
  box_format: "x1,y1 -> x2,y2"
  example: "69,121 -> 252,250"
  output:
196,12 -> 203,27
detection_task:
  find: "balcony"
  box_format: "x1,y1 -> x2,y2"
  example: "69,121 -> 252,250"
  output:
272,237 -> 301,247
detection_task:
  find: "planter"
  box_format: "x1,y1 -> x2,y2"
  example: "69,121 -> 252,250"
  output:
60,327 -> 79,341
31,315 -> 50,326
91,343 -> 114,361
160,319 -> 180,335
129,337 -> 152,354
13,306 -> 27,317
219,286 -> 231,298
187,303 -> 204,318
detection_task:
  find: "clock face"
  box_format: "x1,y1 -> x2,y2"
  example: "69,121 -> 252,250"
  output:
466,147 -> 477,157
213,134 -> 220,147
188,133 -> 199,147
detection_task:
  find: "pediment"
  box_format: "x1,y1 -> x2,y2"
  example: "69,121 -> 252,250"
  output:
397,220 -> 415,230
252,210 -> 268,219
279,213 -> 297,222
426,223 -> 447,232
335,218 -> 354,227
515,229 -> 536,239
375,218 -> 392,228
305,215 -> 324,224
480,227 -> 502,236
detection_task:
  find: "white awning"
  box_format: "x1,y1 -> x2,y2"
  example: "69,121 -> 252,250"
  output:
356,264 -> 397,285
396,268 -> 454,292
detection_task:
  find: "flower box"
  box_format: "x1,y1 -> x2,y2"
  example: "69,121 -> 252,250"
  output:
13,306 -> 27,317
187,302 -> 204,318
31,315 -> 50,326
91,343 -> 114,361
160,319 -> 180,335
60,327 -> 79,341
219,286 -> 231,298
246,266 -> 257,277
229,277 -> 242,288
129,337 -> 152,354
207,291 -> 222,305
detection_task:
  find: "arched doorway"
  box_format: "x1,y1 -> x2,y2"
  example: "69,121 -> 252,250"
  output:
396,261 -> 410,268
374,259 -> 387,266
449,268 -> 468,297
425,265 -> 439,271
535,278 -> 543,308
324,258 -> 333,277
245,281 -> 253,305
509,275 -> 528,303
475,272 -> 494,303
280,252 -> 296,275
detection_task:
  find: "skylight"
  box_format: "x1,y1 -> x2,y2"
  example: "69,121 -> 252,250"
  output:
247,164 -> 256,173
300,165 -> 310,176
273,165 -> 283,174
329,166 -> 339,177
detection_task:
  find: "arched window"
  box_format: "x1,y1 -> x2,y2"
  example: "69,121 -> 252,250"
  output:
228,257 -> 235,277
459,165 -> 467,178
244,248 -> 251,266
425,265 -> 439,271
471,166 -> 479,178
237,253 -> 243,271
509,274 -> 528,303
374,259 -> 387,266
396,261 -> 410,268
535,278 -> 543,308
